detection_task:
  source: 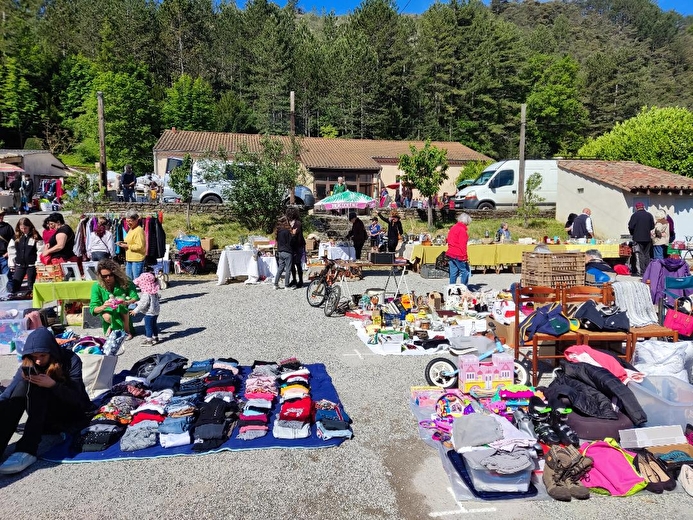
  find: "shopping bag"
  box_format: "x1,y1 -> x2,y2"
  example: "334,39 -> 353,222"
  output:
78,353 -> 118,399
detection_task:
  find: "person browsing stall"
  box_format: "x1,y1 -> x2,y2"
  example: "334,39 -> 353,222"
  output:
496,222 -> 511,242
0,208 -> 14,275
0,327 -> 93,475
121,164 -> 136,203
651,209 -> 670,260
8,218 -> 43,294
571,208 -> 593,239
41,212 -> 76,264
446,212 -> 472,286
369,217 -> 382,251
89,259 -> 138,339
117,210 -> 146,280
377,208 -> 404,253
273,216 -> 293,290
628,202 -> 655,277
287,207 -> 306,289
87,217 -> 115,262
346,212 -> 367,261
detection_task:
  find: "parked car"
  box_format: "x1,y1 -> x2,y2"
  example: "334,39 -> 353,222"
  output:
161,159 -> 315,207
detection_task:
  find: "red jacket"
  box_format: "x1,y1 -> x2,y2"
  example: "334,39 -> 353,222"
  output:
446,222 -> 468,261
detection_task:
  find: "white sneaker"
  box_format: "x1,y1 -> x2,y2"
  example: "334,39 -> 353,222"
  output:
0,452 -> 37,474
273,285 -> 279,290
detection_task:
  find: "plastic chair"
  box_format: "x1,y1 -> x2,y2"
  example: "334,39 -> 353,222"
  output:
514,285 -> 580,386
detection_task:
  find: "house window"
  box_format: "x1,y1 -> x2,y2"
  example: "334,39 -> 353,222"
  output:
500,370 -> 511,380
466,372 -> 476,381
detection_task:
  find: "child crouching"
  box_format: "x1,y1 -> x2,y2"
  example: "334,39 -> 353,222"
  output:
130,272 -> 161,346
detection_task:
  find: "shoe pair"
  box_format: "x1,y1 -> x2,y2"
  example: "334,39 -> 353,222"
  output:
543,445 -> 592,501
528,397 -> 580,447
141,338 -> 157,346
635,451 -> 676,493
0,452 -> 37,474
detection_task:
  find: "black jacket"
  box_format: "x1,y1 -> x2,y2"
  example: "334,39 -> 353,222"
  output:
545,360 -> 647,426
14,233 -> 39,266
346,217 -> 367,245
0,222 -> 13,255
628,209 -> 655,242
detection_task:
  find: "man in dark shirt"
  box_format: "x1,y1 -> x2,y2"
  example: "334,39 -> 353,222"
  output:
121,165 -> 136,203
0,209 -> 14,275
9,176 -> 21,212
628,202 -> 655,277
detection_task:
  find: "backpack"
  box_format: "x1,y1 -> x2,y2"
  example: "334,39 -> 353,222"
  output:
579,438 -> 647,496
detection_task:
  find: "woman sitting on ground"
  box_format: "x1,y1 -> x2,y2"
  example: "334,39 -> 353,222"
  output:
89,259 -> 138,339
0,328 -> 93,475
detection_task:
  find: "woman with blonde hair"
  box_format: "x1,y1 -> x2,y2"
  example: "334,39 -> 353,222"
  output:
652,209 -> 670,260
89,258 -> 138,338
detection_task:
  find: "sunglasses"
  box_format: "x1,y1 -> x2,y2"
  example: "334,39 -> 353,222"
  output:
100,273 -> 114,278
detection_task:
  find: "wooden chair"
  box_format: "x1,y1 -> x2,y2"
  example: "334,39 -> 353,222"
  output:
561,285 -> 633,362
603,282 -> 678,348
514,285 -> 580,386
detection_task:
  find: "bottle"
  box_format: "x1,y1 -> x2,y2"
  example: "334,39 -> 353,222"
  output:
485,230 -> 490,238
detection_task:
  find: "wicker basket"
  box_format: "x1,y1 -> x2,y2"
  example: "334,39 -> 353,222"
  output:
521,251 -> 585,288
36,264 -> 64,283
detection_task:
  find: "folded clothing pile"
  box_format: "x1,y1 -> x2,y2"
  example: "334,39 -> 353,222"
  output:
237,362 -> 279,440
274,358 -> 312,440
191,396 -> 238,451
315,399 -> 353,440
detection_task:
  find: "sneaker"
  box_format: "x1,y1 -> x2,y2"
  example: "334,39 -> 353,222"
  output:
153,337 -> 159,344
273,285 -> 279,290
283,287 -> 290,291
0,452 -> 37,474
141,339 -> 153,347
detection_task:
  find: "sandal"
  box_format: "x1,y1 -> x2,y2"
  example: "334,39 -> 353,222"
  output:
125,334 -> 134,341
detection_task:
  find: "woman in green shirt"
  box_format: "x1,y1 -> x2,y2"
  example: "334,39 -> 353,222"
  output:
89,259 -> 138,338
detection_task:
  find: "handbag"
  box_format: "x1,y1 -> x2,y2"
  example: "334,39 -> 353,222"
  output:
663,297 -> 693,337
78,352 -> 118,400
435,251 -> 450,272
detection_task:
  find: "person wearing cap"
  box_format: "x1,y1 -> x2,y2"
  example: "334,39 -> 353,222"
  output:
345,212 -> 367,261
377,209 -> 404,253
0,327 -> 93,475
628,202 -> 655,277
0,208 -> 14,275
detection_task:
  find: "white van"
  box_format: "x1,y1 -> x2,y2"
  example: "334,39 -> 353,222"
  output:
453,159 -> 558,210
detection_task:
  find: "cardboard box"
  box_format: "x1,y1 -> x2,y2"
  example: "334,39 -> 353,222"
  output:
306,238 -> 318,251
486,316 -> 516,348
200,237 -> 215,252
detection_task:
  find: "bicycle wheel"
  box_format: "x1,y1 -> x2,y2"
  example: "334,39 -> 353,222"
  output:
324,285 -> 342,317
306,279 -> 327,307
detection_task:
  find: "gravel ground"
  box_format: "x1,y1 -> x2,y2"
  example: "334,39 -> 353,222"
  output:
0,270 -> 689,519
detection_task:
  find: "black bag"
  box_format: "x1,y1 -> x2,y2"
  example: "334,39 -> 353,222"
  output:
574,300 -> 630,332
435,251 -> 450,273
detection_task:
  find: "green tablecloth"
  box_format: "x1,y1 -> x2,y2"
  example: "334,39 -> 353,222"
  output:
33,281 -> 96,308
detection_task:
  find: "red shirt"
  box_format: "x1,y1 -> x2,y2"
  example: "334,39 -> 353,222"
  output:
446,222 -> 468,261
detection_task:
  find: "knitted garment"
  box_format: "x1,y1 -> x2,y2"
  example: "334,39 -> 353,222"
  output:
612,281 -> 658,327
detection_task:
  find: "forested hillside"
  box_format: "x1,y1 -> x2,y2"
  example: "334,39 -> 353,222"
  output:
0,0 -> 691,173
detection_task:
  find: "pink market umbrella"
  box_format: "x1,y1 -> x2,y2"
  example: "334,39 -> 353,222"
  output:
0,163 -> 24,173
314,190 -> 376,210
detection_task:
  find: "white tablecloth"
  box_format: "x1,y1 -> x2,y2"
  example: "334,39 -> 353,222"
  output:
216,249 -> 280,284
318,244 -> 355,260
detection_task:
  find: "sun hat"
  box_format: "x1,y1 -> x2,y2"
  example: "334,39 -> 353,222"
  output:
134,272 -> 159,295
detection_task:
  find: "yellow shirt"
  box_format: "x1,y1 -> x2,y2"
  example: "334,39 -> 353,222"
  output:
124,225 -> 146,262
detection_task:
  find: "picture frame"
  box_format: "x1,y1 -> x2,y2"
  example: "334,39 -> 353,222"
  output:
82,261 -> 99,281
60,262 -> 81,282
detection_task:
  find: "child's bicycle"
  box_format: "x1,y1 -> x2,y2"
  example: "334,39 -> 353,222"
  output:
424,323 -> 530,389
306,258 -> 343,307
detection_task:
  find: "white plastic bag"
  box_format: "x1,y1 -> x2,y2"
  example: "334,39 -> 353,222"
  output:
633,340 -> 690,382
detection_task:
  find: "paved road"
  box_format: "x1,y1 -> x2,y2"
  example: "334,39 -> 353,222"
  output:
0,271 -> 689,519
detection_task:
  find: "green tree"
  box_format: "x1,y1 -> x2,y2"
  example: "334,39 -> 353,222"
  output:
578,106 -> 693,177
72,63 -> 159,173
517,172 -> 545,227
214,136 -> 302,232
213,91 -> 257,133
0,57 -> 40,145
398,140 -> 449,228
161,74 -> 215,131
169,154 -> 194,229
456,160 -> 492,187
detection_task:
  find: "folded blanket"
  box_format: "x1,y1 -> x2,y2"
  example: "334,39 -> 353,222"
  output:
612,281 -> 658,327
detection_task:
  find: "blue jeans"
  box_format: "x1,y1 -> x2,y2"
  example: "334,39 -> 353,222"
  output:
653,244 -> 665,260
126,261 -> 144,281
144,315 -> 159,339
0,256 -> 8,276
449,258 -> 470,286
275,251 -> 293,287
122,188 -> 135,203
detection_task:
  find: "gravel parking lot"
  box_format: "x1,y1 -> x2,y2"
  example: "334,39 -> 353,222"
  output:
0,270 -> 689,519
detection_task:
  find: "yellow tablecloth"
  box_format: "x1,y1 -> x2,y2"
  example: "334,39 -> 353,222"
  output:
408,243 -> 621,268
33,281 -> 96,308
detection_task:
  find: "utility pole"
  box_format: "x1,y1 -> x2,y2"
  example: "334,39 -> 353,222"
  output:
97,91 -> 108,191
517,103 -> 526,207
289,91 -> 295,205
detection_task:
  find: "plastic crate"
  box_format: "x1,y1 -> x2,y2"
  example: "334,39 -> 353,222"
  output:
35,264 -> 64,283
520,251 -> 585,288
628,376 -> 693,429
420,264 -> 448,279
463,451 -> 532,492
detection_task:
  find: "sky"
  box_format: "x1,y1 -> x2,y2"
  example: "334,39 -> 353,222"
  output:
238,0 -> 693,17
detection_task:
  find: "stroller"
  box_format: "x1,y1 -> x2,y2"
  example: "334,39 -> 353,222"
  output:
176,246 -> 206,275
